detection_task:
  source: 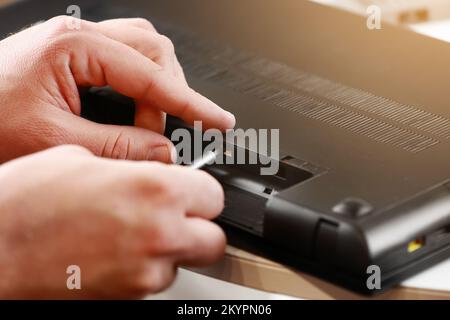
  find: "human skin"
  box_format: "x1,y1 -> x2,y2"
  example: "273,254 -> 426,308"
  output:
0,16 -> 235,163
0,17 -> 235,298
0,146 -> 226,299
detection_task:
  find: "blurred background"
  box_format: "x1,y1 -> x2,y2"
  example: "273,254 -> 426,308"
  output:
3,0 -> 450,42
314,0 -> 450,43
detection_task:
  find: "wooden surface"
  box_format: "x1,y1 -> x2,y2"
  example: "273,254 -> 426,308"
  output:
192,246 -> 450,300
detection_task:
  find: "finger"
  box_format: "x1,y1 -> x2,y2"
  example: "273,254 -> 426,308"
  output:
99,18 -> 188,83
59,31 -> 235,131
125,162 -> 225,219
160,166 -> 225,219
174,55 -> 187,84
88,20 -> 173,132
136,259 -> 178,294
96,19 -> 187,132
176,218 -> 227,267
94,20 -> 177,74
98,18 -> 187,82
58,111 -> 176,162
134,101 -> 166,134
102,17 -> 158,32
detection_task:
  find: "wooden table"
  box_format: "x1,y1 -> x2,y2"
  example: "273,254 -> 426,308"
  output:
191,246 -> 450,300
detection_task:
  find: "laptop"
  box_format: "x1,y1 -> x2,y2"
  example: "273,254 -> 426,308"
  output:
1,0 -> 449,294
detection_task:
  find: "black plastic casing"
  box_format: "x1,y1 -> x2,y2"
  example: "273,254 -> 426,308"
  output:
3,0 -> 449,294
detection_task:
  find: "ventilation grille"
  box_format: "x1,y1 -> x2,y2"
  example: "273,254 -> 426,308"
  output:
158,23 -> 450,153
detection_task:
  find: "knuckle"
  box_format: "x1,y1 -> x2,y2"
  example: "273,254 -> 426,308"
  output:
156,177 -> 181,202
125,164 -> 177,200
142,164 -> 180,198
42,27 -> 87,59
46,16 -> 75,37
131,18 -> 156,31
158,35 -> 175,53
148,222 -> 182,254
43,17 -> 92,54
105,132 -> 132,160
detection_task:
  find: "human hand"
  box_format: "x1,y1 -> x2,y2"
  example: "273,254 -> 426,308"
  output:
0,16 -> 235,163
0,145 -> 226,299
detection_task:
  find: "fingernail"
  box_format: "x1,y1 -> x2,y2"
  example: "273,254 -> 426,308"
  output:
170,146 -> 178,164
225,111 -> 236,128
148,145 -> 177,163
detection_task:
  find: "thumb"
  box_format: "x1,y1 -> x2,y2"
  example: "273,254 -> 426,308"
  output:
64,116 -> 177,163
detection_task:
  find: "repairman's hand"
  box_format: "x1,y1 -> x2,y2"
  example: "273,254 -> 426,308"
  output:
0,146 -> 226,299
0,16 -> 235,163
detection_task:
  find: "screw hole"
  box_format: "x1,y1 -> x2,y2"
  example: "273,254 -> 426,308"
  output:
332,198 -> 373,218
